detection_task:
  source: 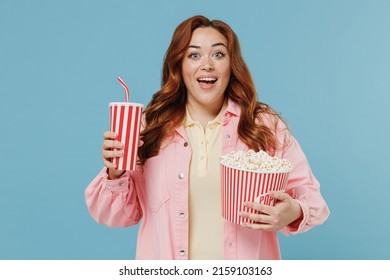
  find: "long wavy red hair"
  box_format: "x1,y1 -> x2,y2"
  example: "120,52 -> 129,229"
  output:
138,15 -> 285,164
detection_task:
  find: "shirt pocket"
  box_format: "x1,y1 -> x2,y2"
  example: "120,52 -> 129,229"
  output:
143,153 -> 170,213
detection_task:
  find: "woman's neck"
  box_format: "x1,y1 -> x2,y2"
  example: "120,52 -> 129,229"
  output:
186,99 -> 227,129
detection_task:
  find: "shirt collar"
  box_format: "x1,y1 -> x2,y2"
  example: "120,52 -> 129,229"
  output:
184,108 -> 196,127
184,100 -> 229,128
224,98 -> 240,117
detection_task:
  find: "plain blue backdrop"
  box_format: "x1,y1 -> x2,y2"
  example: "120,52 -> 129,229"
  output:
1,0 -> 389,260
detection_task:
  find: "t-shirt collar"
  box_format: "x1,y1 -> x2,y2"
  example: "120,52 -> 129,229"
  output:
184,100 -> 228,128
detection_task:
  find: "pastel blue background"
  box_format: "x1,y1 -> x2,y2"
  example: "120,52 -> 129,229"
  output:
1,0 -> 389,260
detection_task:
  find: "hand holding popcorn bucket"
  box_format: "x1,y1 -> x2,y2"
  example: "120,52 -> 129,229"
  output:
109,77 -> 143,171
220,150 -> 292,224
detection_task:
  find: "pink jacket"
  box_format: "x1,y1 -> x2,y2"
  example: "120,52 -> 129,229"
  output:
85,99 -> 330,260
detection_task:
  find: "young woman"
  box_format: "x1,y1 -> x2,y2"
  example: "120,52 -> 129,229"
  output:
85,15 -> 330,260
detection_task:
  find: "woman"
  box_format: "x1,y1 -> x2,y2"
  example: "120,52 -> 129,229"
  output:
85,15 -> 330,260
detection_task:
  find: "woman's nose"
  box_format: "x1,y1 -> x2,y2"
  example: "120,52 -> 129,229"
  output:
201,57 -> 214,71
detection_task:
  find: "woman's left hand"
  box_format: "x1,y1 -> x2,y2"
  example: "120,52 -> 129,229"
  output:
239,191 -> 302,231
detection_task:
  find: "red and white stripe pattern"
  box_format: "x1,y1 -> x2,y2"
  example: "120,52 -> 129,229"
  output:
221,164 -> 289,224
110,102 -> 143,170
117,77 -> 130,103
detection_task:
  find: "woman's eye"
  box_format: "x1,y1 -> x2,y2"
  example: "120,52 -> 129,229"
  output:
213,52 -> 225,58
189,53 -> 200,59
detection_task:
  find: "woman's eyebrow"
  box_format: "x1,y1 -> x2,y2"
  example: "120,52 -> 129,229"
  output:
188,42 -> 227,49
212,42 -> 227,48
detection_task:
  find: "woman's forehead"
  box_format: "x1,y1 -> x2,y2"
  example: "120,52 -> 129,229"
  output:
189,27 -> 227,47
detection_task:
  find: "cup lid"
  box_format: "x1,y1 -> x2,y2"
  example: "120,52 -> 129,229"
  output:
109,102 -> 144,107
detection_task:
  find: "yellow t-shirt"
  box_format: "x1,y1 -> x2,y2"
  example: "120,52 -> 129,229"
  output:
184,108 -> 224,260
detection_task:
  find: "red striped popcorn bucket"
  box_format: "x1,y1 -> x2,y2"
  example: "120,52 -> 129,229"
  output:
221,164 -> 289,224
109,102 -> 143,170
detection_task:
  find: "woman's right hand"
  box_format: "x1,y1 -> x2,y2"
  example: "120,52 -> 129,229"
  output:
102,131 -> 126,179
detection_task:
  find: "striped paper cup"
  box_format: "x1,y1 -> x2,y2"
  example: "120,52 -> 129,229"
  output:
221,164 -> 289,224
109,102 -> 143,170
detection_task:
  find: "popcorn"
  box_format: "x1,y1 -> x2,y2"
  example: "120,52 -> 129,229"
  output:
220,150 -> 292,224
220,150 -> 292,173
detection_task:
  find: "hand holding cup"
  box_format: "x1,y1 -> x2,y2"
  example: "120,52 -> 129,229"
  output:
102,131 -> 126,179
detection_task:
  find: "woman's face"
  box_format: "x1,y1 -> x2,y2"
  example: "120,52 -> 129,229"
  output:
182,27 -> 231,111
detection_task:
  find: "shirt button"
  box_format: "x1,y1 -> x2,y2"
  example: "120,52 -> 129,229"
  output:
119,180 -> 125,186
228,241 -> 233,247
200,155 -> 204,160
179,250 -> 186,256
184,142 -> 188,147
227,134 -> 231,139
179,212 -> 185,219
178,173 -> 185,179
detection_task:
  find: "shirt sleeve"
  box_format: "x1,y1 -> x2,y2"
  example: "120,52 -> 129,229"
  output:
276,125 -> 330,235
84,167 -> 143,228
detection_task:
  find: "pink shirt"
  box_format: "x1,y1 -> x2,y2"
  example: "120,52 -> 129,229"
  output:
85,99 -> 330,260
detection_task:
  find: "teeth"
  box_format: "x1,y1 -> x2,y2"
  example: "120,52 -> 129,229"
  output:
198,78 -> 217,82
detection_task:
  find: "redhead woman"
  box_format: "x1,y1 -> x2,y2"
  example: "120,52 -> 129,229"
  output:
85,15 -> 330,260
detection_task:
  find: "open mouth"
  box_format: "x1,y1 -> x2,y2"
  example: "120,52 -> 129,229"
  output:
197,77 -> 218,84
